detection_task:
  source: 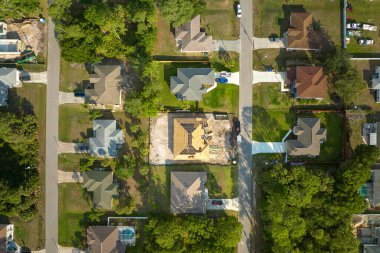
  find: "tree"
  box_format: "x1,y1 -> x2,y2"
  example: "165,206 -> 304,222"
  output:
88,208 -> 105,224
80,156 -> 95,172
158,0 -> 205,27
115,198 -> 136,215
0,0 -> 41,20
89,109 -> 103,120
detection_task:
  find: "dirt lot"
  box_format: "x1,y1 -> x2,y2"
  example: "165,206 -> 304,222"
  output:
7,19 -> 47,57
149,113 -> 233,165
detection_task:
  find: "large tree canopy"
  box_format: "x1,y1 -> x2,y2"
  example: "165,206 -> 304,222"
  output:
260,145 -> 379,253
144,215 -> 242,252
0,0 -> 41,20
0,112 -> 40,221
158,0 -> 206,27
50,0 -> 156,62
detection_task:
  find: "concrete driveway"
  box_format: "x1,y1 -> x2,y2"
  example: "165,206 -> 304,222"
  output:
59,91 -> 85,104
58,141 -> 89,154
223,71 -> 286,87
22,71 -> 48,84
252,141 -> 285,155
213,40 -> 240,52
253,37 -> 285,49
58,170 -> 83,184
207,198 -> 239,211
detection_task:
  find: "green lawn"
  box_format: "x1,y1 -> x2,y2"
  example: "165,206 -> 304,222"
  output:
252,84 -> 343,162
59,104 -> 92,143
158,62 -> 239,114
202,0 -> 239,40
143,165 -> 238,213
58,153 -> 117,172
59,59 -> 89,92
5,84 -> 46,250
253,0 -> 341,45
59,183 -> 93,247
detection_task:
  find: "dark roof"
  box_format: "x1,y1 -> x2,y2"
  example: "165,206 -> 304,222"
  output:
287,12 -> 323,50
83,171 -> 118,209
87,226 -> 126,253
287,66 -> 328,98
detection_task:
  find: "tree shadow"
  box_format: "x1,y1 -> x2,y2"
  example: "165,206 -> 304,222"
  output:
3,89 -> 35,117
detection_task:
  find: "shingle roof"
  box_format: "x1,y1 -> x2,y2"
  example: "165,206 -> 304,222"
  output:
170,68 -> 214,101
286,118 -> 327,156
287,12 -> 323,50
83,171 -> 118,209
174,15 -> 213,52
85,65 -> 122,105
88,120 -> 125,158
0,68 -> 18,106
287,66 -> 328,99
87,226 -> 126,253
170,171 -> 207,214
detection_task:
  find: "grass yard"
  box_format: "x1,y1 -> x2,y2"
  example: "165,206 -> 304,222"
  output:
346,0 -> 380,54
4,84 -> 47,250
347,110 -> 367,152
59,183 -> 93,247
59,104 -> 92,142
153,14 -> 179,55
253,0 -> 341,45
202,0 -> 239,40
141,165 -> 237,213
59,59 -> 89,92
158,62 -> 239,114
252,84 -> 343,162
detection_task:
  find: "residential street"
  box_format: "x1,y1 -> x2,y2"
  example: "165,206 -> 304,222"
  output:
237,0 -> 254,252
45,18 -> 60,253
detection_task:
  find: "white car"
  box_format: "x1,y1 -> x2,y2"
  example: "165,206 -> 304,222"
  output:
347,23 -> 361,29
358,39 -> 374,45
237,4 -> 242,18
362,24 -> 378,31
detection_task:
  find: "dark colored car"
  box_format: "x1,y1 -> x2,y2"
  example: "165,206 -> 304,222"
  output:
212,200 -> 223,205
216,77 -> 228,83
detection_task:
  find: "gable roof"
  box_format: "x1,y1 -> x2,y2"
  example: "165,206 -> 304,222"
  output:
172,117 -> 209,159
88,120 -> 125,158
170,171 -> 207,213
87,226 -> 126,253
85,65 -> 122,105
83,171 -> 118,209
174,15 -> 213,52
287,66 -> 328,98
286,118 -> 327,156
0,68 -> 18,106
372,170 -> 380,208
287,12 -> 323,50
170,68 -> 214,101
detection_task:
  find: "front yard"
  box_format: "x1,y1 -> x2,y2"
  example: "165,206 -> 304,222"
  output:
59,59 -> 89,92
253,0 -> 340,45
252,83 -> 343,162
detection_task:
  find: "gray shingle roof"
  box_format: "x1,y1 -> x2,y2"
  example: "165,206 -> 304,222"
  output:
170,68 -> 214,101
170,171 -> 207,214
83,171 -> 118,209
0,67 -> 18,106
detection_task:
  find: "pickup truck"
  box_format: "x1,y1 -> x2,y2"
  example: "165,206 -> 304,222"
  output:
362,24 -> 378,31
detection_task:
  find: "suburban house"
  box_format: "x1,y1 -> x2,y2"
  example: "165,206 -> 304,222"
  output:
85,65 -> 123,106
371,66 -> 380,103
83,171 -> 118,209
286,118 -> 327,156
286,66 -> 328,99
284,12 -> 323,51
174,15 -> 213,52
172,117 -> 209,160
0,22 -> 22,59
170,171 -> 207,214
170,68 -> 214,101
357,225 -> 380,253
0,67 -> 21,106
88,120 -> 125,158
87,226 -> 130,253
362,122 -> 380,147
0,224 -> 19,253
360,170 -> 380,210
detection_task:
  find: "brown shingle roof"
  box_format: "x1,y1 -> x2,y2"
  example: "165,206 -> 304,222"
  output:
287,12 -> 323,50
287,66 -> 328,99
87,226 -> 126,253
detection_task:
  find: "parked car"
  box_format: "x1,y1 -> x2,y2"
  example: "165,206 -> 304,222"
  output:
362,23 -> 378,31
236,4 -> 242,18
358,39 -> 374,45
346,30 -> 361,37
212,200 -> 223,205
347,23 -> 361,29
216,77 -> 228,83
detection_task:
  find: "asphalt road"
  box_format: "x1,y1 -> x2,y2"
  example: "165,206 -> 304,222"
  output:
237,0 -> 254,252
45,18 -> 60,253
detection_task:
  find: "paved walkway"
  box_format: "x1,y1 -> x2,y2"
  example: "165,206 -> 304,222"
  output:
252,141 -> 286,155
58,141 -> 88,154
213,40 -> 240,52
45,17 -> 60,253
58,170 -> 83,184
253,37 -> 286,49
22,71 -> 48,84
206,198 -> 239,211
59,91 -> 85,104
